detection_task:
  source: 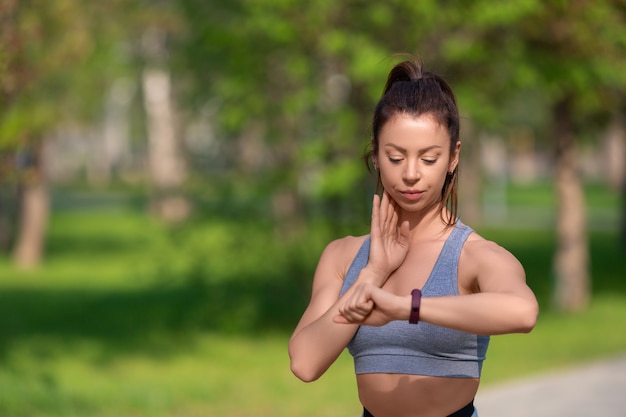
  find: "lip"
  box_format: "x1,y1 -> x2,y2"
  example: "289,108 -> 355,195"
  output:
400,190 -> 424,201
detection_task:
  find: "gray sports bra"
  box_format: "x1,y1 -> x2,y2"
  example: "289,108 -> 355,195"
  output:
339,222 -> 489,378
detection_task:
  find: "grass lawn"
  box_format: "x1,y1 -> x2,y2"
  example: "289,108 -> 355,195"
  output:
1,184 -> 625,417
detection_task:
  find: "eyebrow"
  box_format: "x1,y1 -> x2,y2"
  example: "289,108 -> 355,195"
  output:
383,143 -> 443,154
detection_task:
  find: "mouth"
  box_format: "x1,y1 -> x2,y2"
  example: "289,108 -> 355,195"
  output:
400,190 -> 424,201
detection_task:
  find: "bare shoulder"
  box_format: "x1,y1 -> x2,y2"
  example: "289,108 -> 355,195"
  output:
318,234 -> 369,281
464,231 -> 521,263
460,231 -> 526,290
306,234 -> 368,305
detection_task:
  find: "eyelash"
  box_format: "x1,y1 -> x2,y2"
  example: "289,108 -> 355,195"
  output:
388,158 -> 438,165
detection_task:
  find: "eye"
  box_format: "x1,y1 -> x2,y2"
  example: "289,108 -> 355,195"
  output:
388,156 -> 403,164
422,158 -> 437,165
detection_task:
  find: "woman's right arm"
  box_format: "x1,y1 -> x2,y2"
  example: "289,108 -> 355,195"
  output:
288,237 -> 379,382
289,193 -> 409,382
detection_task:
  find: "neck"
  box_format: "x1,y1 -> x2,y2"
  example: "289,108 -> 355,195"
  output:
401,204 -> 453,241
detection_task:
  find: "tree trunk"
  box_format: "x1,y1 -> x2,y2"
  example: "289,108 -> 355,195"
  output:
603,112 -> 625,191
142,67 -> 189,222
458,121 -> 482,225
552,98 -> 590,312
90,78 -> 133,186
621,172 -> 626,250
12,144 -> 49,268
605,111 -> 626,251
0,178 -> 18,252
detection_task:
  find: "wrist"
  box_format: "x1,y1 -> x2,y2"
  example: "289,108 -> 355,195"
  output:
409,289 -> 422,324
360,265 -> 390,286
399,294 -> 413,321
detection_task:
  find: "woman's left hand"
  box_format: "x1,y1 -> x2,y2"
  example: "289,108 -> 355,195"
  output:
334,283 -> 409,326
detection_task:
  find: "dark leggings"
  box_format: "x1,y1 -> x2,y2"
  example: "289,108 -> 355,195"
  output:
363,400 -> 474,417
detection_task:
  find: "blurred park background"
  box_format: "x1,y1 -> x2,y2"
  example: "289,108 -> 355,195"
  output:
1,1 -> 626,416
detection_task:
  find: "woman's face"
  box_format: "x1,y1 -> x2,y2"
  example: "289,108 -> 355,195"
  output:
374,113 -> 460,213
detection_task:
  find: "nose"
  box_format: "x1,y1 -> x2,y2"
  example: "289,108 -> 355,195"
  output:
403,160 -> 420,183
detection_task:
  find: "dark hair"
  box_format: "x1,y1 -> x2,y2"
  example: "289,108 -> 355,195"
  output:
365,57 -> 460,225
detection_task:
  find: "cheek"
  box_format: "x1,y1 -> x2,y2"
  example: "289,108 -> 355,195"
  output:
377,168 -> 395,190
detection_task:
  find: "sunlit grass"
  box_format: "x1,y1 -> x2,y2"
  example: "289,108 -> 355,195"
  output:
0,333 -> 360,417
2,314 -> 626,417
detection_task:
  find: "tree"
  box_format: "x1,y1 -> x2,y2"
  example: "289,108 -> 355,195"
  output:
0,1 -> 132,267
173,0 -> 626,312
140,27 -> 190,223
175,0 -> 380,235
0,1 -> 85,267
450,0 -> 626,311
176,0 -> 470,236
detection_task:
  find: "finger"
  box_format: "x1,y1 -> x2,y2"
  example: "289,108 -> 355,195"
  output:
355,299 -> 374,315
341,298 -> 372,316
340,297 -> 373,320
335,311 -> 365,324
379,192 -> 389,232
389,201 -> 399,235
384,192 -> 397,233
381,191 -> 394,232
398,220 -> 410,244
333,314 -> 351,324
341,308 -> 369,323
337,307 -> 359,323
371,194 -> 380,237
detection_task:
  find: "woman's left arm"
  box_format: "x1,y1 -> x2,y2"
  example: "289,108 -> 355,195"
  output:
419,239 -> 539,335
335,238 -> 538,335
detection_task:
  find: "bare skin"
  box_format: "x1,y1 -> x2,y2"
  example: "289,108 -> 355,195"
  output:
288,114 -> 539,417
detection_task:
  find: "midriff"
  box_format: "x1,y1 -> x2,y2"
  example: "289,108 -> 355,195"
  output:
357,373 -> 479,417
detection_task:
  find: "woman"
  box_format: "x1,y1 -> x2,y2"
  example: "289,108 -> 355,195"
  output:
288,57 -> 538,417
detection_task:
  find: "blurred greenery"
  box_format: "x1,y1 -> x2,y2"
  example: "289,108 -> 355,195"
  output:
2,1 -> 626,415
0,183 -> 625,416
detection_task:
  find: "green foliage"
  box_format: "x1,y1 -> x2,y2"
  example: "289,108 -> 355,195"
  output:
5,0 -> 625,233
174,0 -> 626,226
0,102 -> 52,149
0,1 -> 135,151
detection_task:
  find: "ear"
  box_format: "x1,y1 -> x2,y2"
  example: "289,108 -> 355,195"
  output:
371,137 -> 379,169
448,141 -> 461,173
